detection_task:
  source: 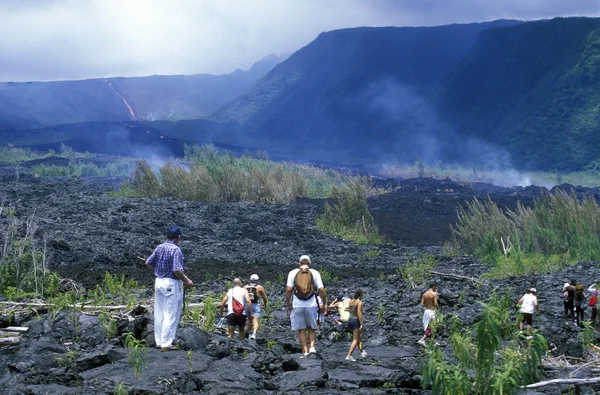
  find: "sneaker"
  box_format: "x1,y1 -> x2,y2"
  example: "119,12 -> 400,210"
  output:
360,351 -> 368,358
249,333 -> 256,340
160,345 -> 180,352
417,339 -> 427,347
345,356 -> 356,361
526,335 -> 533,340
300,352 -> 309,358
309,347 -> 317,354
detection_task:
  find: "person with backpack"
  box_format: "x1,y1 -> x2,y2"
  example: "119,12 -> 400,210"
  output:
345,289 -> 367,361
588,282 -> 599,326
574,283 -> 587,328
219,278 -> 253,340
244,274 -> 268,340
285,255 -> 327,356
145,225 -> 193,352
518,287 -> 539,338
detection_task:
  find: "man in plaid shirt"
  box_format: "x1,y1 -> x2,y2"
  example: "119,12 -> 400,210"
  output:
146,225 -> 193,351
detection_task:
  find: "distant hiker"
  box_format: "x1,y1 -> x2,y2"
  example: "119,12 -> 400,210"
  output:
588,282 -> 599,326
565,280 -> 576,321
329,295 -> 351,326
574,284 -> 587,328
244,274 -> 268,340
562,282 -> 571,318
518,288 -> 539,338
418,283 -> 438,346
345,289 -> 367,361
145,225 -> 193,351
285,255 -> 327,356
219,278 -> 253,340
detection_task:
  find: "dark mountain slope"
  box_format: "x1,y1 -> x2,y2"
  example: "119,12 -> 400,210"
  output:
443,17 -> 600,170
213,21 -> 520,163
0,54 -> 283,130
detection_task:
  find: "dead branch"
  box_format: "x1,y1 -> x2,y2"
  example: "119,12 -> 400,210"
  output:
522,376 -> 600,389
428,270 -> 485,285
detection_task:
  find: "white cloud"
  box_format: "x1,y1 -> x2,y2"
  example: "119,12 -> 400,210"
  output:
0,0 -> 599,81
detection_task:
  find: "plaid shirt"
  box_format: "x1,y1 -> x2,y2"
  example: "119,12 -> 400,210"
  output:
146,240 -> 184,279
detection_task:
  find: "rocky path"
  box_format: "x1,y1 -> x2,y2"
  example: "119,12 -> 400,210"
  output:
0,174 -> 600,393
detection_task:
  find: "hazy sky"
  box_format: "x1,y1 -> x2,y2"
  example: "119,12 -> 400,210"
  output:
1,0 -> 599,82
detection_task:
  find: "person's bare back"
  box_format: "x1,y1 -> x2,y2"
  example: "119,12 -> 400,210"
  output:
421,286 -> 438,310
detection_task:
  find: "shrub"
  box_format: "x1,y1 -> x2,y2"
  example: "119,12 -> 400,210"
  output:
31,158 -> 136,178
122,144 -> 366,203
398,254 -> 438,289
0,207 -> 59,298
452,192 -> 600,276
422,303 -> 547,395
316,181 -> 382,245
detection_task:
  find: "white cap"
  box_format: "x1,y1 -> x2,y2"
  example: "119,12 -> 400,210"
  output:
250,274 -> 259,281
299,255 -> 311,264
529,288 -> 536,293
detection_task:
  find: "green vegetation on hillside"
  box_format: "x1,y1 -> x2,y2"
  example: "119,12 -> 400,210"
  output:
316,181 -> 382,245
120,144 -> 366,203
32,158 -> 136,178
452,192 -> 600,278
422,298 -> 547,395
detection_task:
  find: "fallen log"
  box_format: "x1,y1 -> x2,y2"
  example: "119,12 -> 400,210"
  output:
428,270 -> 485,285
1,326 -> 28,333
522,376 -> 600,389
0,337 -> 20,345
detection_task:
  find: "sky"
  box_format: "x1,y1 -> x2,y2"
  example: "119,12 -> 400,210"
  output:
1,0 -> 599,82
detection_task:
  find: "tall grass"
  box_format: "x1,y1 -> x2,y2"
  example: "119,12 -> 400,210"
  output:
422,303 -> 547,395
316,181 -> 382,245
452,192 -> 600,276
0,147 -> 44,164
380,162 -> 600,188
32,158 -> 136,177
123,144 -> 364,203
0,204 -> 59,298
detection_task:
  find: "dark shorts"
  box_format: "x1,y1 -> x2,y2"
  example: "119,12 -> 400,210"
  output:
522,313 -> 533,326
226,313 -> 247,328
348,318 -> 360,330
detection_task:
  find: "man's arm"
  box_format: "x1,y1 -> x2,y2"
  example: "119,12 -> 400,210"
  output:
259,286 -> 268,307
285,287 -> 293,313
244,290 -> 253,317
219,293 -> 228,317
173,271 -> 193,287
318,287 -> 327,314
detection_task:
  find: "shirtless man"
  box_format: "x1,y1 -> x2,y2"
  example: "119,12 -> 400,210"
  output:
418,283 -> 439,346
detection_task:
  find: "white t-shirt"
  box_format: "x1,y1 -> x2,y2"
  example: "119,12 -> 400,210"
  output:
520,293 -> 537,314
286,267 -> 324,308
227,286 -> 249,316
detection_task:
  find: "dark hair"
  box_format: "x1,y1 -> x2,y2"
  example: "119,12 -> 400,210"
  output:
354,289 -> 363,299
429,283 -> 436,289
167,225 -> 181,240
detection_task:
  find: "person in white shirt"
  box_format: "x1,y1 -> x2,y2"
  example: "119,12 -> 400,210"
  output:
218,278 -> 253,340
285,255 -> 327,356
518,288 -> 539,337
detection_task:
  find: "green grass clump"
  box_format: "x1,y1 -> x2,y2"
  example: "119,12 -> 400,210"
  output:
398,254 -> 438,289
32,158 -> 136,178
0,147 -> 44,164
452,192 -> 600,277
120,144 -> 364,203
422,303 -> 547,395
316,181 -> 382,245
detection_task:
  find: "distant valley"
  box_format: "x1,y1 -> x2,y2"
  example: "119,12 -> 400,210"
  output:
2,18 -> 600,171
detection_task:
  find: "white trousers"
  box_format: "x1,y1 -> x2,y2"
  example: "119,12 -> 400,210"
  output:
423,309 -> 436,331
154,277 -> 183,348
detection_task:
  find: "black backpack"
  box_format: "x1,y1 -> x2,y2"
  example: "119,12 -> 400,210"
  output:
293,268 -> 316,301
247,285 -> 258,303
